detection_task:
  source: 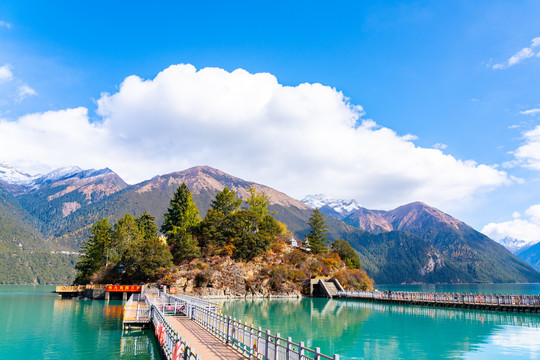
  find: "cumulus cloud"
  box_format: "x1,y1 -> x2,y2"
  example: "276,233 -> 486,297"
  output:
482,205 -> 540,251
0,64 -> 13,82
493,37 -> 540,69
0,64 -> 510,210
513,126 -> 540,170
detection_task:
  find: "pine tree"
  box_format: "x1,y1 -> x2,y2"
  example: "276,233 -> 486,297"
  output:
211,187 -> 242,215
161,183 -> 201,235
161,183 -> 201,263
245,186 -> 273,220
122,213 -> 172,283
74,218 -> 112,284
112,214 -> 142,262
136,212 -> 159,240
306,208 -> 329,254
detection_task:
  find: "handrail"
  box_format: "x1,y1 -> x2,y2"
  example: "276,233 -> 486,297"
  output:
144,288 -> 339,360
338,290 -> 540,308
192,303 -> 339,360
142,288 -> 201,360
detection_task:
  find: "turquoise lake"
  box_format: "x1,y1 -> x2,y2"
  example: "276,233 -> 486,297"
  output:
1,284 -> 540,359
0,285 -> 160,359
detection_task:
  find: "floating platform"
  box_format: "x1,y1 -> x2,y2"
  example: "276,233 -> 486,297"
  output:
54,284 -> 142,300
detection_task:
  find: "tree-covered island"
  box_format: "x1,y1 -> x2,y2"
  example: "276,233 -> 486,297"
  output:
74,184 -> 373,296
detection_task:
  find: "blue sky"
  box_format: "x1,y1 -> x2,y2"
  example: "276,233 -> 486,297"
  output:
1,1 -> 540,243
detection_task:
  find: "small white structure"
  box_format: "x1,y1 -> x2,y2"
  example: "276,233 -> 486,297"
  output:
290,237 -> 299,247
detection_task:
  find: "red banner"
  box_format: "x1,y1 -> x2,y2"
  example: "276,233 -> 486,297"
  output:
106,285 -> 142,292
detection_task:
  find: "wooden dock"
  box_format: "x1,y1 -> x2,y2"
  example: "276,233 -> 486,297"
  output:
338,290 -> 540,312
130,289 -> 340,360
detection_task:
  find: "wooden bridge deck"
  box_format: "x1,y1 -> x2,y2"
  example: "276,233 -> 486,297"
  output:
166,315 -> 248,359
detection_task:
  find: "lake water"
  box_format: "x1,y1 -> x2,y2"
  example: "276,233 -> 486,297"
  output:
220,284 -> 540,360
1,284 -> 540,359
0,285 -> 160,359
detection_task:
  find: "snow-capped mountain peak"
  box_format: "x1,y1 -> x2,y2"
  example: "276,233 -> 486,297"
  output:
38,166 -> 83,182
0,161 -> 39,184
301,194 -> 362,214
493,235 -> 540,254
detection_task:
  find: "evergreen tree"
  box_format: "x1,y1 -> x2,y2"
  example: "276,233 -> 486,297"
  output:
245,186 -> 273,220
161,183 -> 201,235
112,214 -> 141,262
74,218 -> 112,284
161,183 -> 201,263
306,208 -> 329,254
136,212 -> 159,240
122,214 -> 172,283
211,187 -> 242,215
331,239 -> 361,269
198,209 -> 227,251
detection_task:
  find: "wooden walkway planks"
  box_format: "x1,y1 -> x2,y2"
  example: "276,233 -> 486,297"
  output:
166,315 -> 248,360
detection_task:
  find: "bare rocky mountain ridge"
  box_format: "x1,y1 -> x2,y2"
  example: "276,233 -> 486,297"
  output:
137,166 -> 310,209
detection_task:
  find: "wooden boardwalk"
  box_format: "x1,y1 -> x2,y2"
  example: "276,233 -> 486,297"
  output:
137,289 -> 339,360
339,290 -> 540,312
167,316 -> 247,360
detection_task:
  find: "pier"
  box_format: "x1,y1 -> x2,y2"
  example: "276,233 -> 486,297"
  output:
125,287 -> 340,360
55,284 -> 142,300
338,290 -> 540,312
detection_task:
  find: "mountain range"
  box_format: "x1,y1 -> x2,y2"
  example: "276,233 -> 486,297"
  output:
0,162 -> 539,284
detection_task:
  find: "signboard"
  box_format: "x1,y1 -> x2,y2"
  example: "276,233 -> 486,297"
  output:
106,285 -> 142,292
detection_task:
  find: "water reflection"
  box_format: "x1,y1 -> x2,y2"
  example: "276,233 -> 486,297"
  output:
121,330 -> 159,359
221,298 -> 540,359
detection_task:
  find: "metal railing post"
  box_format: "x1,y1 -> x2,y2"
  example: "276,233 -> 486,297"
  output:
299,341 -> 305,360
265,330 -> 270,360
226,316 -> 231,344
286,336 -> 292,360
275,333 -> 280,360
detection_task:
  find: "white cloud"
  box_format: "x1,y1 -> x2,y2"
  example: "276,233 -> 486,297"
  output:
513,125 -> 540,170
0,64 -> 13,82
433,143 -> 447,150
0,65 -> 37,104
519,108 -> 540,116
482,204 -> 540,251
0,64 -> 510,210
493,37 -> 540,69
17,84 -> 37,100
0,21 -> 11,29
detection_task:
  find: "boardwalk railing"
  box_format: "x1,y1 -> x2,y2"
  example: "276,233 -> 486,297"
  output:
191,301 -> 339,360
142,289 -> 201,360
123,294 -> 151,324
144,289 -> 340,360
150,299 -> 201,360
338,290 -> 540,311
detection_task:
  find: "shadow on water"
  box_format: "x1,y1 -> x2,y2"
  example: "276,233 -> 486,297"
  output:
221,297 -> 540,360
